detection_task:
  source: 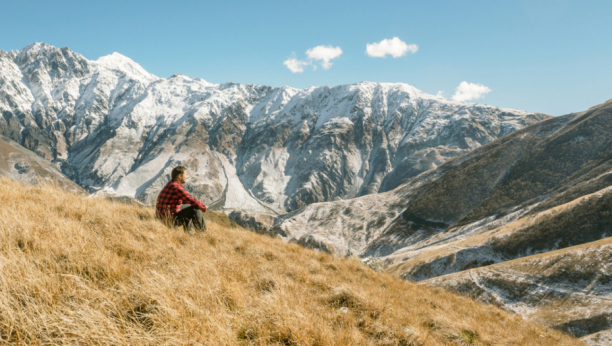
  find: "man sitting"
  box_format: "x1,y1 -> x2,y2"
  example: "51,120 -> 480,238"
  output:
156,166 -> 207,232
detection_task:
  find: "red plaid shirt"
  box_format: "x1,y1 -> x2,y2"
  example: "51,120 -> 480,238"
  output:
155,179 -> 206,218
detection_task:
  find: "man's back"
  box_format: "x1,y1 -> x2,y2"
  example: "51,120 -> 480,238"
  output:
156,179 -> 206,218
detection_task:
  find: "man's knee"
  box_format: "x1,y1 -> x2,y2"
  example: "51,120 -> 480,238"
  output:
194,209 -> 206,230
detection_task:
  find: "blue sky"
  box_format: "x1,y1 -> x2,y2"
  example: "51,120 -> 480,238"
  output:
1,0 -> 611,116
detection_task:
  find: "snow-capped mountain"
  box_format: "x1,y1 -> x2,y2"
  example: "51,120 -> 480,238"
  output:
0,43 -> 548,213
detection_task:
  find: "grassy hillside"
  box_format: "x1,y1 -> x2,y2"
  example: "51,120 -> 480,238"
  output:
0,178 -> 582,345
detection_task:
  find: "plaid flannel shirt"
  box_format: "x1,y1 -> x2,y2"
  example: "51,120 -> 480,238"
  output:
155,179 -> 206,219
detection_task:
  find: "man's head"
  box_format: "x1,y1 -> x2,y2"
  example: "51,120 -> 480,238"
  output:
171,166 -> 187,184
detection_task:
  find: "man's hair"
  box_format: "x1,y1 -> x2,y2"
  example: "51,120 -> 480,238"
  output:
171,166 -> 187,180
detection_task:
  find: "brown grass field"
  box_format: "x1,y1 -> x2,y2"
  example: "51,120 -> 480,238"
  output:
0,178 -> 583,345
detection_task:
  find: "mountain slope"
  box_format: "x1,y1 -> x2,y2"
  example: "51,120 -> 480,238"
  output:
398,99 -> 612,231
422,236 -> 612,344
385,183 -> 612,281
0,134 -> 83,192
0,43 -> 548,215
377,98 -> 612,270
0,178 -> 583,345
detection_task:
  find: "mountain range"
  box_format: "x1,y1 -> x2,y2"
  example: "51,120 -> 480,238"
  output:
0,42 -> 546,214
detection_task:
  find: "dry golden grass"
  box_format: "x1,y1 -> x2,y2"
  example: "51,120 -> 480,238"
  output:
0,178 -> 582,345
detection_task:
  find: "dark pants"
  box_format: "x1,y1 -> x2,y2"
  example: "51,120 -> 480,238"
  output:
175,205 -> 206,232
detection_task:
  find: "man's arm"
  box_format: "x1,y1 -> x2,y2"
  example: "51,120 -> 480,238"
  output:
176,184 -> 207,212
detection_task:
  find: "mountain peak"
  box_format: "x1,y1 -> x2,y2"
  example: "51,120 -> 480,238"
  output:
95,52 -> 158,83
17,42 -> 72,62
13,42 -> 91,81
16,42 -> 81,60
21,42 -> 57,53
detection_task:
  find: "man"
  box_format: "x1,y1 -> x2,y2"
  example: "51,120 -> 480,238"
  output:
156,166 -> 207,232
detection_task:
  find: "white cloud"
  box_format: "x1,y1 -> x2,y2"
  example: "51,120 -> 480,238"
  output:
306,45 -> 343,69
451,81 -> 492,102
283,56 -> 311,73
366,37 -> 418,58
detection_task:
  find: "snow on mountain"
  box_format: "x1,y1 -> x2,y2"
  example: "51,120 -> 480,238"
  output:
0,43 -> 549,216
